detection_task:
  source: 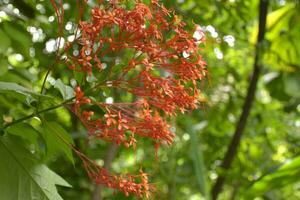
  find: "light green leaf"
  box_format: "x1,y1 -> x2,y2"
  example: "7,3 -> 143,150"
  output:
0,136 -> 71,200
86,74 -> 97,83
284,73 -> 300,98
0,81 -> 53,101
244,155 -> 300,198
266,4 -> 295,39
54,79 -> 74,100
0,81 -> 33,93
42,121 -> 74,164
250,4 -> 295,43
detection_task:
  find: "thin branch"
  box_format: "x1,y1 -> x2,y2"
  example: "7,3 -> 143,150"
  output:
1,98 -> 74,131
211,0 -> 269,199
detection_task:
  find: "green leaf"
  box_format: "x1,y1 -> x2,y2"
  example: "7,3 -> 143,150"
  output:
265,73 -> 290,101
244,155 -> 300,198
41,121 -> 74,164
186,121 -> 209,199
250,4 -> 294,43
0,81 -> 33,93
0,81 -> 53,102
0,29 -> 11,53
0,59 -> 9,76
267,4 -> 295,38
112,63 -> 126,74
2,22 -> 31,59
284,73 -> 300,98
54,79 -> 74,100
6,123 -> 39,147
0,136 -> 71,200
73,71 -> 84,85
86,74 -> 97,83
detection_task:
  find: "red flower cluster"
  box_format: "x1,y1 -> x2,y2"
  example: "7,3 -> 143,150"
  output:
73,88 -> 174,148
75,149 -> 151,198
61,0 -> 206,198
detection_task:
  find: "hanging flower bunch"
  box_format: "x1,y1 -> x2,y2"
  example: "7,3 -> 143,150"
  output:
52,0 -> 206,198
74,148 -> 152,198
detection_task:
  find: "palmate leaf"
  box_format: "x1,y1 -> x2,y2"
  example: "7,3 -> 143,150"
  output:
41,122 -> 74,165
6,122 -> 40,149
0,136 -> 71,200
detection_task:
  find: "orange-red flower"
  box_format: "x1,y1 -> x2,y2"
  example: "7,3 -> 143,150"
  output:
61,0 -> 207,198
74,149 -> 152,198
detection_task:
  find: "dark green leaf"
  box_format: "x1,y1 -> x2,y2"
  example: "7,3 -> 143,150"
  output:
41,121 -> 74,164
0,136 -> 71,200
6,123 -> 39,147
2,22 -> 31,59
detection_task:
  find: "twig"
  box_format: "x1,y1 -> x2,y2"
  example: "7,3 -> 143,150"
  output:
1,98 -> 74,131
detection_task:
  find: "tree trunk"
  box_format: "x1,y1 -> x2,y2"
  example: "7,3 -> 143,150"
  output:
211,0 -> 269,199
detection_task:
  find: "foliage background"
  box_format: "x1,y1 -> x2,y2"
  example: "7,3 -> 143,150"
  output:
0,0 -> 299,199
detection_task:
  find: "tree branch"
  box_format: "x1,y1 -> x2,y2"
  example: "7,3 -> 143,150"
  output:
211,0 -> 269,199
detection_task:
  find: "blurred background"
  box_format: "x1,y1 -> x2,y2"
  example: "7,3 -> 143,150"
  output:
0,0 -> 300,199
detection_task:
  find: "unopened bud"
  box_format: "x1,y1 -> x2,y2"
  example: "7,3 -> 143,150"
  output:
84,98 -> 91,104
75,86 -> 81,93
